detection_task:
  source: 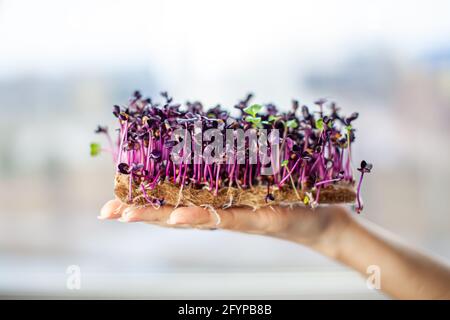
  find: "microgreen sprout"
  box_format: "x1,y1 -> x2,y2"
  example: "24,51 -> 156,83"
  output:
315,118 -> 324,130
90,143 -> 101,157
268,115 -> 281,123
244,104 -> 262,117
92,91 -> 371,212
286,119 -> 298,129
356,160 -> 373,213
245,115 -> 262,128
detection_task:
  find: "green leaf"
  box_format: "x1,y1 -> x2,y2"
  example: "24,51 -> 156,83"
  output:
281,160 -> 289,167
345,125 -> 352,131
303,194 -> 310,205
261,120 -> 270,125
245,116 -> 262,126
315,118 -> 324,130
268,115 -> 281,122
286,119 -> 298,128
90,142 -> 101,157
244,104 -> 262,117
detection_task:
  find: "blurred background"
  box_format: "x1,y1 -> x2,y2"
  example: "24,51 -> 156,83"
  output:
1,0 -> 449,299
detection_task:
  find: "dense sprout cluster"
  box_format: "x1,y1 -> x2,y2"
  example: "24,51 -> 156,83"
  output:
92,91 -> 371,212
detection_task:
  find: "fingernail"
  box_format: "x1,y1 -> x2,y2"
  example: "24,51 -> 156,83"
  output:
166,214 -> 178,225
120,208 -> 145,223
167,211 -> 188,225
119,208 -> 134,222
99,200 -> 122,220
123,207 -> 133,217
99,207 -> 111,220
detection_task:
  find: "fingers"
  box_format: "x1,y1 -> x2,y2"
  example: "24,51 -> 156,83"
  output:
99,199 -> 310,236
98,199 -> 126,220
99,199 -> 175,224
119,205 -> 173,223
165,205 -> 302,234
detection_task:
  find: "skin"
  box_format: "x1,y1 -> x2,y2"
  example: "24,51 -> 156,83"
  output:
99,200 -> 450,299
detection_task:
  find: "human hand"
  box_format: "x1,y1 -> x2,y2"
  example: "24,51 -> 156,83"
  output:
99,200 -> 450,299
99,199 -> 352,257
